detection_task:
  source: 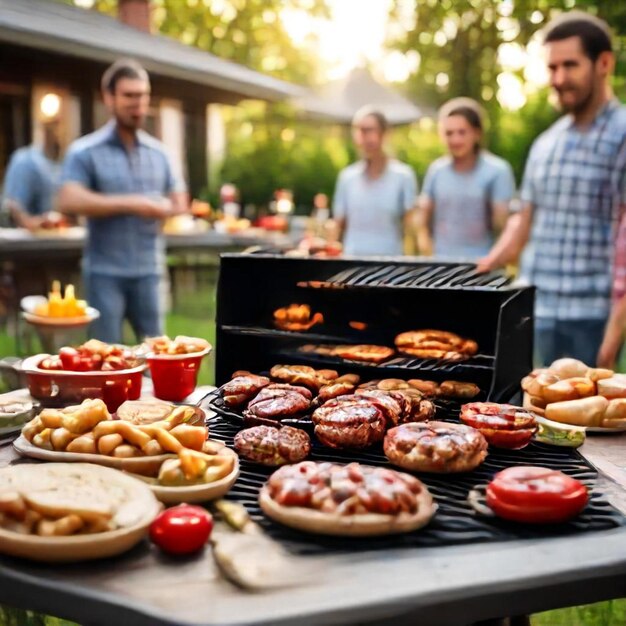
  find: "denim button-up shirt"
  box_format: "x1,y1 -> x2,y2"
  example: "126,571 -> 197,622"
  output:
61,121 -> 185,277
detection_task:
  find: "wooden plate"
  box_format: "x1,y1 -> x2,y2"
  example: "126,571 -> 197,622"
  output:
523,393 -> 626,434
129,447 -> 240,504
0,463 -> 160,563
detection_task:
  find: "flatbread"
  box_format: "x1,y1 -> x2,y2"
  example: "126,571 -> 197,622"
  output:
259,487 -> 436,536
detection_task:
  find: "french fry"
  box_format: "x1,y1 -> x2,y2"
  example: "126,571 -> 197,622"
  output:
93,421 -> 152,449
39,409 -> 64,430
169,424 -> 207,451
66,433 -> 97,454
51,427 -> 78,451
37,514 -> 84,537
97,433 -> 124,456
111,444 -> 142,458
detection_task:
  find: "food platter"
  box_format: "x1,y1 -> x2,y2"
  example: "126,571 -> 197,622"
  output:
0,463 -> 160,563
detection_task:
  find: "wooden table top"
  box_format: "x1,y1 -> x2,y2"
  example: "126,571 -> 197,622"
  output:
0,388 -> 624,626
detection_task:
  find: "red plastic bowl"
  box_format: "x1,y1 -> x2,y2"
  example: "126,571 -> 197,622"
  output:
20,355 -> 147,412
147,346 -> 211,402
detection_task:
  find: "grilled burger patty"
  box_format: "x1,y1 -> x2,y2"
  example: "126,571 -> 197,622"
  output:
384,421 -> 488,473
234,425 -> 311,466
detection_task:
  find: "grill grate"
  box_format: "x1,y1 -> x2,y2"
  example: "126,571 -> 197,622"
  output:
205,398 -> 624,555
209,391 -> 466,434
297,263 -> 512,291
282,348 -> 496,375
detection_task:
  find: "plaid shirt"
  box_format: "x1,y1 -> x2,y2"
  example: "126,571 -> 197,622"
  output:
518,100 -> 626,320
61,121 -> 185,277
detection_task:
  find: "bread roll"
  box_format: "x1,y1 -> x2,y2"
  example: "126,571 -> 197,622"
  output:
117,400 -> 174,425
587,368 -> 614,382
521,370 -> 560,399
549,358 -> 589,379
542,377 -> 595,403
603,399 -> 626,428
545,396 -> 608,427
597,376 -> 626,399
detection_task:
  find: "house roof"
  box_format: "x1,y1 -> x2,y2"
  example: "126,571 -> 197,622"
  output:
292,67 -> 422,126
0,0 -> 304,102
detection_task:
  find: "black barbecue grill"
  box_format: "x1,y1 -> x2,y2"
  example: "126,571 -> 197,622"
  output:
211,255 -> 624,553
216,254 -> 534,400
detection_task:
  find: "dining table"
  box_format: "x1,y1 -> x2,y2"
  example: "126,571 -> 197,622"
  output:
0,386 -> 623,626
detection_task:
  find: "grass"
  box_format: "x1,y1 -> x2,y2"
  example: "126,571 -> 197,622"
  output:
0,275 -> 625,625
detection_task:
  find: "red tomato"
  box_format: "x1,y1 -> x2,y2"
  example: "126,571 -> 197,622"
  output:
460,403 -> 536,431
149,505 -> 213,555
460,403 -> 537,449
59,347 -> 81,370
486,466 -> 588,524
475,427 -> 536,450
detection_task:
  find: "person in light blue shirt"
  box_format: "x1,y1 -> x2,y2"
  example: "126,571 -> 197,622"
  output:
418,98 -> 515,261
332,107 -> 418,256
1,123 -> 62,230
58,58 -> 187,344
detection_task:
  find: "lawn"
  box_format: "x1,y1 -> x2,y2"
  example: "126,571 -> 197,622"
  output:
0,276 -> 624,625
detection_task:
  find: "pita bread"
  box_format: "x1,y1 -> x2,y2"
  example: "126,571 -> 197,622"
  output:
259,486 -> 436,537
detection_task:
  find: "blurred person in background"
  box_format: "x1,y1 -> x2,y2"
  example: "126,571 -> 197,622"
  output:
418,98 -> 515,261
58,58 -> 187,344
477,11 -> 626,367
1,121 -> 64,231
332,107 -> 418,256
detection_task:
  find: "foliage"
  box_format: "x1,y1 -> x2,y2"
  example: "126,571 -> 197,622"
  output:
62,0 -> 328,85
218,102 -> 349,208
63,0 -> 626,205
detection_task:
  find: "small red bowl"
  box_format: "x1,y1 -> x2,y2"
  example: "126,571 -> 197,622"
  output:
20,355 -> 147,412
146,346 -> 211,402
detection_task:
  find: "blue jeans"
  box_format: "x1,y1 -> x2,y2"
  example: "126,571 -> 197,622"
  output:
84,273 -> 162,344
534,318 -> 607,368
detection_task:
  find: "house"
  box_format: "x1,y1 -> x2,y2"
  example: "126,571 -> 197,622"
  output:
0,0 -> 303,195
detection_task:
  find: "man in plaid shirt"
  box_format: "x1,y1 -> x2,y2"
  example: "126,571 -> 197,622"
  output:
479,12 -> 626,367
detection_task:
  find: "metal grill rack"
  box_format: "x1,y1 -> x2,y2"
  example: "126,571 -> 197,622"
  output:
216,254 -> 533,402
204,403 -> 624,555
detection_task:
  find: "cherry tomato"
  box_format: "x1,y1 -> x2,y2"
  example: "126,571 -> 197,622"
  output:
59,347 -> 81,370
149,504 -> 213,555
486,466 -> 588,524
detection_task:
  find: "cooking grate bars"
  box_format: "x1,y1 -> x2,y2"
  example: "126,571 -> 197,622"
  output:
204,397 -> 624,555
297,263 -> 512,291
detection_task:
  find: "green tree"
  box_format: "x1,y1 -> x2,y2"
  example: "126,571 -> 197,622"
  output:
63,0 -> 328,85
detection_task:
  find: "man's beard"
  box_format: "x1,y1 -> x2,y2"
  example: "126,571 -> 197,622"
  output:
556,83 -> 595,115
116,115 -> 143,131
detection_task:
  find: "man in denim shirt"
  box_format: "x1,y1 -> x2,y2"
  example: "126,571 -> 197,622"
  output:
59,59 -> 187,343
